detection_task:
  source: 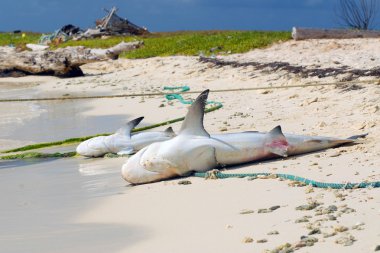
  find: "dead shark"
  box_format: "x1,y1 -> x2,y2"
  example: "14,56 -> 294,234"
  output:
76,117 -> 176,157
121,90 -> 365,184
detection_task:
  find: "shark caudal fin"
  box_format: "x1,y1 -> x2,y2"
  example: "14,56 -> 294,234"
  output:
265,126 -> 289,157
319,133 -> 368,147
116,117 -> 144,137
164,126 -> 176,136
179,90 -> 210,137
347,133 -> 368,140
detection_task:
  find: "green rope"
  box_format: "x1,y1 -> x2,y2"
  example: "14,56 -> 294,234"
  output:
193,171 -> 380,189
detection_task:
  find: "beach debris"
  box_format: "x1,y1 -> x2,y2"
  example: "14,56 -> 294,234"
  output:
239,209 -> 255,215
178,180 -> 192,185
315,205 -> 338,215
267,230 -> 279,235
257,239 -> 268,243
296,236 -> 319,248
25,44 -> 49,51
39,24 -> 82,45
352,222 -> 365,230
308,228 -> 321,235
199,56 -> 380,80
258,206 -> 280,214
323,231 -> 338,238
75,7 -> 148,40
292,27 -> 380,40
288,181 -> 307,187
265,243 -> 293,253
295,216 -> 310,223
374,245 -> 380,251
304,185 -> 314,193
295,201 -> 321,211
270,205 -> 281,211
242,237 -> 254,243
335,234 -> 356,246
0,41 -> 142,77
334,225 -> 349,233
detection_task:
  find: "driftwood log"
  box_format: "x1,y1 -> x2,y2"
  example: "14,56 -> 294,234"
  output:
0,41 -> 142,77
292,27 -> 380,40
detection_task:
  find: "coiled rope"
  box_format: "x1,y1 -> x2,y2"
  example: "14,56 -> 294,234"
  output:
193,171 -> 380,189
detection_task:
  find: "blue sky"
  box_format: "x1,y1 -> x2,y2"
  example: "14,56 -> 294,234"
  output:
0,0 -> 377,32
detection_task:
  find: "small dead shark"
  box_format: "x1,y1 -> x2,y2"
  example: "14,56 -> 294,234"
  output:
121,90 -> 365,184
76,117 -> 176,157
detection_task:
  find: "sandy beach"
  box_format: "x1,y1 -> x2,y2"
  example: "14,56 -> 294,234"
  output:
0,38 -> 379,252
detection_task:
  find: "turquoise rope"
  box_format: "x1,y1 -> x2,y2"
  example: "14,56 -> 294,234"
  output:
193,171 -> 380,189
163,86 -> 223,107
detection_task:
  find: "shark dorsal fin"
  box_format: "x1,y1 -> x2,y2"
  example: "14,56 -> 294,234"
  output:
164,126 -> 175,136
265,125 -> 289,157
179,90 -> 210,137
116,117 -> 144,137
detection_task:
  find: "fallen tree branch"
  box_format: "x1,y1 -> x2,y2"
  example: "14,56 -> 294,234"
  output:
292,27 -> 380,40
0,41 -> 143,77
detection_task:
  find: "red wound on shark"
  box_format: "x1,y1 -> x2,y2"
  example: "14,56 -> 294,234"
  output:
265,126 -> 289,157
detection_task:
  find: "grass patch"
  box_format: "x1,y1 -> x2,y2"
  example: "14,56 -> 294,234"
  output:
0,30 -> 291,58
59,30 -> 291,58
0,32 -> 41,47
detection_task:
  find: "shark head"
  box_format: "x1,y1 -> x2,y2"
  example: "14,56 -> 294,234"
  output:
121,90 -> 224,184
76,136 -> 109,157
76,117 -> 144,157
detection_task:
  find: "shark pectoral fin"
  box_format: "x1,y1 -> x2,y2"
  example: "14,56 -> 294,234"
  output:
116,117 -> 144,137
265,126 -> 289,157
117,147 -> 135,155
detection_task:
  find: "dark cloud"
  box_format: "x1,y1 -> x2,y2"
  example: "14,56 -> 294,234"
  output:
0,0 -> 378,32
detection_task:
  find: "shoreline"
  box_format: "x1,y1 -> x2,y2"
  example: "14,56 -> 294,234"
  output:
0,38 -> 379,252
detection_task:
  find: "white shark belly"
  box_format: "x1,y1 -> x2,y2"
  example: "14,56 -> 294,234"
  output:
212,133 -> 269,165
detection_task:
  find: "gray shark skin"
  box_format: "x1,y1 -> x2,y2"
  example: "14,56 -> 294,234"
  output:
76,117 -> 176,157
121,90 -> 365,184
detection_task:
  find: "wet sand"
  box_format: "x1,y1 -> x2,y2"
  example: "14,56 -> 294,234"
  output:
0,38 -> 379,252
0,157 -> 145,253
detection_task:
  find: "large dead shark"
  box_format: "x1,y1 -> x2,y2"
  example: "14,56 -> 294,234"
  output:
76,117 -> 176,157
121,90 -> 365,184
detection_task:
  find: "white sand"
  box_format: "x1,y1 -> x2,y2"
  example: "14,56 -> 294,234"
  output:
0,38 -> 379,252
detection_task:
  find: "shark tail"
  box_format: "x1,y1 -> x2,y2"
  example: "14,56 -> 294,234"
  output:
347,133 -> 368,140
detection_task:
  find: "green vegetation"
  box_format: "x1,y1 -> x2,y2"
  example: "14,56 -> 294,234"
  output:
0,32 -> 40,47
60,31 -> 291,58
0,151 -> 77,160
1,135 -> 107,154
0,30 -> 291,58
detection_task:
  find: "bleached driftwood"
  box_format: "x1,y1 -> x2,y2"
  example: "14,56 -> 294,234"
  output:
0,41 -> 142,77
292,27 -> 380,40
